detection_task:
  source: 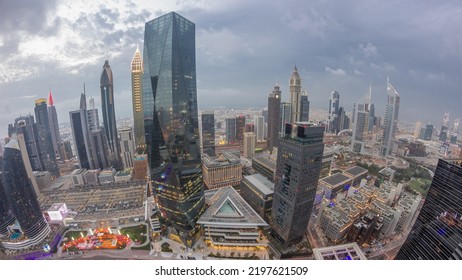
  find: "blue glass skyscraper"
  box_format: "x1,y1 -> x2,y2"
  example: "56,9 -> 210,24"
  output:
143,12 -> 205,247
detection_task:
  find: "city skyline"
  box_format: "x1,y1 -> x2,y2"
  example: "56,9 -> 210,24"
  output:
1,0 -> 462,138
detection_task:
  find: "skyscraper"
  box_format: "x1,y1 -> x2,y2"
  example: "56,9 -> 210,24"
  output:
236,114 -> 246,143
299,91 -> 310,122
47,91 -> 64,161
119,126 -> 135,169
351,103 -> 370,154
143,12 -> 205,247
289,66 -> 302,124
100,60 -> 121,167
271,122 -> 324,249
201,113 -> 215,156
439,112 -> 450,142
279,102 -> 291,137
395,159 -> 462,260
327,90 -> 340,134
2,138 -> 50,244
253,115 -> 265,142
267,84 -> 281,152
243,132 -> 256,158
131,46 -> 146,154
9,114 -> 59,178
70,93 -> 93,170
87,97 -> 100,131
225,118 -> 237,144
380,78 -> 400,157
34,98 -> 59,177
0,170 -> 16,235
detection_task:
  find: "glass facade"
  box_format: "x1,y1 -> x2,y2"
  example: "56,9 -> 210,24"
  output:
395,159 -> 462,260
271,123 -> 324,248
380,79 -> 400,157
201,113 -> 215,156
100,60 -> 121,167
143,12 -> 205,247
0,171 -> 16,235
2,139 -> 49,241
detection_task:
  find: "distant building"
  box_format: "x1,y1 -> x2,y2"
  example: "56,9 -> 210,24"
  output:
202,151 -> 242,190
236,115 -> 246,143
419,123 -> 433,141
201,113 -> 215,156
253,115 -> 265,142
63,140 -> 73,160
327,90 -> 340,134
351,102 -> 370,154
131,46 -> 146,153
380,78 -> 400,157
70,93 -> 93,169
98,167 -> 116,184
225,118 -> 237,144
299,92 -> 310,122
119,126 -> 135,169
289,66 -> 302,124
279,102 -> 291,138
243,132 -> 256,158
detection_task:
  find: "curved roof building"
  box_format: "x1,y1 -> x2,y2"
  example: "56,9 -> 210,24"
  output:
2,139 -> 50,243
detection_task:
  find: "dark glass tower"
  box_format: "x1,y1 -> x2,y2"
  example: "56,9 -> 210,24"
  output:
267,84 -> 281,152
47,91 -> 65,161
143,12 -> 205,247
100,60 -> 121,168
236,114 -> 246,143
201,113 -> 215,156
2,138 -> 50,242
327,90 -> 340,133
299,92 -> 310,122
395,159 -> 462,260
70,93 -> 93,169
0,170 -> 16,235
225,118 -> 236,144
271,123 -> 324,249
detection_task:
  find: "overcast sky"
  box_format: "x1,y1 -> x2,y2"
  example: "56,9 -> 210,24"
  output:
1,0 -> 461,139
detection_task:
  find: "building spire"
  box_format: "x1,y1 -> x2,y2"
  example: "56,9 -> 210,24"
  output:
48,89 -> 54,106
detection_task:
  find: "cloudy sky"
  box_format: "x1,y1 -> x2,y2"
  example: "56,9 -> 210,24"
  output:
1,0 -> 461,138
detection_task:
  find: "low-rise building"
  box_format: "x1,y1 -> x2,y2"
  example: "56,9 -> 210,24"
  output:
133,154 -> 148,181
202,151 -> 242,190
343,166 -> 368,187
71,169 -> 87,187
313,242 -> 367,260
115,169 -> 133,182
252,153 -> 277,182
85,169 -> 100,185
318,173 -> 352,201
34,171 -> 52,191
98,168 -> 116,184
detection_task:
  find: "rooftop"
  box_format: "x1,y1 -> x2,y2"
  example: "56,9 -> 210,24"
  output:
344,166 -> 368,177
197,187 -> 268,227
243,174 -> 274,195
252,154 -> 277,170
320,173 -> 351,187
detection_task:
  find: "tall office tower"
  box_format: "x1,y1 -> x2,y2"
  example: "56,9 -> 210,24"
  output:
34,98 -> 60,177
47,91 -> 64,161
299,91 -> 310,122
289,66 -> 302,124
338,106 -> 350,130
420,123 -> 434,141
279,102 -> 291,137
439,112 -> 450,142
267,84 -> 281,152
119,126 -> 135,169
70,93 -> 94,169
368,103 -> 376,132
327,90 -> 340,133
10,115 -> 59,177
0,170 -> 16,235
351,103 -> 370,153
2,139 -> 51,244
271,123 -> 324,249
380,78 -> 400,157
236,114 -> 246,143
225,117 -> 237,144
450,119 -> 460,144
395,159 -> 462,260
89,129 -> 110,170
253,115 -> 265,142
245,123 -> 255,132
100,60 -> 121,167
63,140 -> 73,160
201,113 -> 215,156
131,46 -> 146,154
414,121 -> 423,139
143,12 -> 205,247
243,132 -> 256,158
87,97 -> 100,131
